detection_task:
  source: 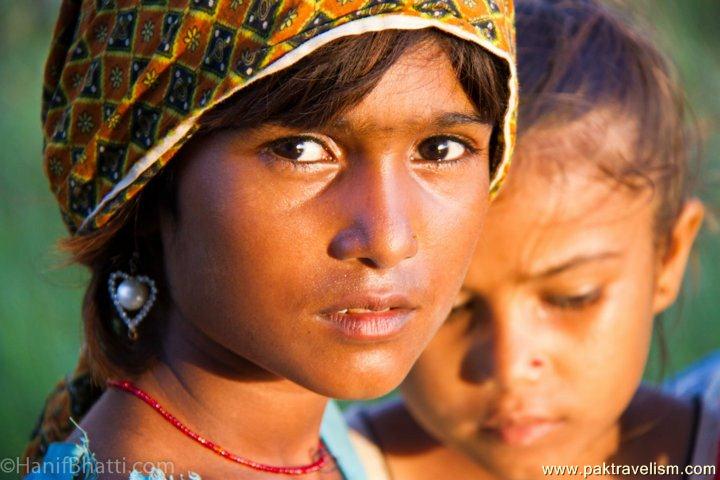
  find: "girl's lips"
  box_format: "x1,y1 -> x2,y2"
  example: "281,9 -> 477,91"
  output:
317,292 -> 418,341
485,418 -> 565,447
321,308 -> 416,341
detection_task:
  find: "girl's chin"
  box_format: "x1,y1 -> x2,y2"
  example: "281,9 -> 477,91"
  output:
295,365 -> 411,400
294,348 -> 417,399
316,377 -> 406,401
470,442 -> 580,479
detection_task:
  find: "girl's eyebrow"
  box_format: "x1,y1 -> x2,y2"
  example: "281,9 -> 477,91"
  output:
529,251 -> 622,279
324,111 -> 491,133
432,112 -> 490,127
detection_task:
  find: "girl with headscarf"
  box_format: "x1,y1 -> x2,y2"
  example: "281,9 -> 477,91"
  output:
23,1 -> 517,479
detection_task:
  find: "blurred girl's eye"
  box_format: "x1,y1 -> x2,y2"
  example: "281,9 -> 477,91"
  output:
267,136 -> 333,163
543,289 -> 602,310
416,136 -> 475,162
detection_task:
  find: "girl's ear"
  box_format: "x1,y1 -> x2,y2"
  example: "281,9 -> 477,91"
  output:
652,198 -> 705,314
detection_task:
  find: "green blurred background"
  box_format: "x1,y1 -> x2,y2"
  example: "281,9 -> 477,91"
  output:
0,0 -> 718,463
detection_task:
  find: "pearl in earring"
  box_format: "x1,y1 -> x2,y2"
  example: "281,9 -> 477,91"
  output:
108,255 -> 157,340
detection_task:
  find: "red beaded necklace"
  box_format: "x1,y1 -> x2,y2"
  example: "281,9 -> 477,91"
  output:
107,379 -> 328,476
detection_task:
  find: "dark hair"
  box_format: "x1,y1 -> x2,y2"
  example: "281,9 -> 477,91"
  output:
62,28 -> 510,382
515,0 -> 699,245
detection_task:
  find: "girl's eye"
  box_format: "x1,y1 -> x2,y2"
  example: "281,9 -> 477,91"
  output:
543,289 -> 602,310
416,136 -> 473,162
268,137 -> 333,163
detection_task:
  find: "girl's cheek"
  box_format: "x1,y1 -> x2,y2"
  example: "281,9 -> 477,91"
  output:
560,289 -> 653,409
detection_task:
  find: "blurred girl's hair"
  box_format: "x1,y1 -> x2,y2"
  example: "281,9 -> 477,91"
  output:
516,0 -> 700,246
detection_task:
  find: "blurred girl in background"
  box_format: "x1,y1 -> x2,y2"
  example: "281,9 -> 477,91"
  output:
348,1 -> 717,478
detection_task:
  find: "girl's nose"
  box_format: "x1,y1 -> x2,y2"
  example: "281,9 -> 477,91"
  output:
492,311 -> 548,387
462,298 -> 549,387
328,162 -> 419,269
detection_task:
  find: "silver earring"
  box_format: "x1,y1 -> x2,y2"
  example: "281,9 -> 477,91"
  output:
108,253 -> 157,341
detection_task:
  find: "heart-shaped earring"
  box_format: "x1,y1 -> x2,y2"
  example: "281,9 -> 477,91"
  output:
108,270 -> 157,341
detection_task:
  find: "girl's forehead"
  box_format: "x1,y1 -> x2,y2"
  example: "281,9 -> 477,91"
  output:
473,182 -> 654,284
516,108 -> 639,166
339,47 -> 472,122
498,109 -> 644,209
489,150 -> 654,233
478,119 -> 657,277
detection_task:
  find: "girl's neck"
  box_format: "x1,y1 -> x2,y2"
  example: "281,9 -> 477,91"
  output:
70,311 -> 332,479
132,311 -> 330,464
131,362 -> 328,463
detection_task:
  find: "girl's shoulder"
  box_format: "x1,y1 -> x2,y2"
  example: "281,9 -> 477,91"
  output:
23,430 -> 198,480
664,350 -> 720,406
687,394 -> 720,475
344,401 -> 396,480
662,352 -> 720,475
345,398 -> 438,480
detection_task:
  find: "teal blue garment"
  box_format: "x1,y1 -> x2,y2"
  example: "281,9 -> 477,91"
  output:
321,401 -> 367,480
24,400 -> 367,480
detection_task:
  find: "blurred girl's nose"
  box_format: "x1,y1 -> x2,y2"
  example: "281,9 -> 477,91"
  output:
462,298 -> 549,387
492,304 -> 548,387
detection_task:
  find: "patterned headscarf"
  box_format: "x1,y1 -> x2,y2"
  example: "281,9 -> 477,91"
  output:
43,0 -> 517,235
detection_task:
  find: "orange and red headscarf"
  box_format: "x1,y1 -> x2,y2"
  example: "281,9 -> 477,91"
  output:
43,0 -> 518,236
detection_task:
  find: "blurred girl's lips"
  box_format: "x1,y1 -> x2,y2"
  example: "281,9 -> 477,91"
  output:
483,417 -> 565,447
318,293 -> 417,341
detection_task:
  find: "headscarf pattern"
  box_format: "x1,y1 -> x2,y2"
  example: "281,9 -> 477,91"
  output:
43,0 -> 517,234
